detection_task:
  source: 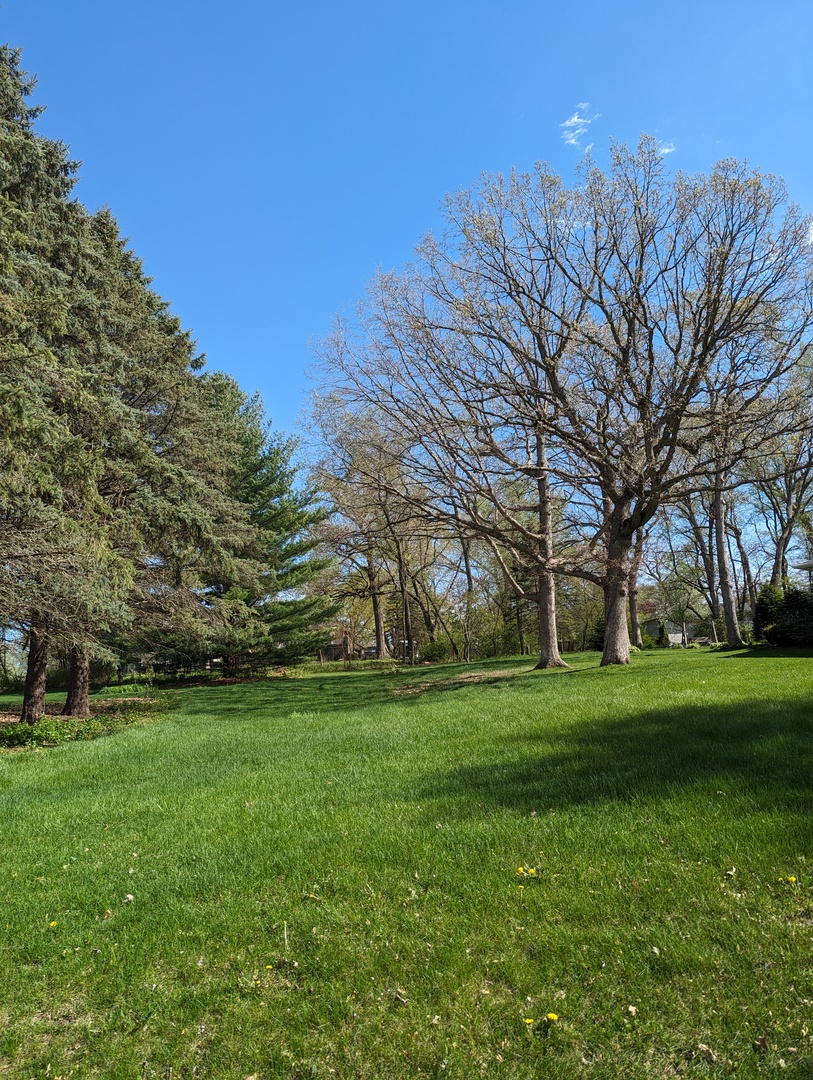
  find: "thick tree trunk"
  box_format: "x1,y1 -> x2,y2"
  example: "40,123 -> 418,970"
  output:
601,510 -> 633,666
534,432 -> 568,669
62,645 -> 91,717
21,622 -> 49,724
602,575 -> 632,665
713,475 -> 743,646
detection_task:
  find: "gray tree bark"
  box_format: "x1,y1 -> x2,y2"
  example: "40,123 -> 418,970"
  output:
62,644 -> 91,717
21,622 -> 49,724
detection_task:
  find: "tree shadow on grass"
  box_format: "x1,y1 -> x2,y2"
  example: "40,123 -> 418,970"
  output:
174,669 -> 410,721
419,696 -> 813,814
173,657 -> 544,723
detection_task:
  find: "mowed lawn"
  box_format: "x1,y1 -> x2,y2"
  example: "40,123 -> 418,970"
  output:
1,650 -> 812,1079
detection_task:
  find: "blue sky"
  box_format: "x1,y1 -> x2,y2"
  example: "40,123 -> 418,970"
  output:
2,1 -> 812,435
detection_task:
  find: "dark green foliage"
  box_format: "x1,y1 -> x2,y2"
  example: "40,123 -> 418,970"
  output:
764,586 -> 813,646
754,582 -> 787,641
0,47 -> 330,707
420,639 -> 449,663
586,615 -> 605,651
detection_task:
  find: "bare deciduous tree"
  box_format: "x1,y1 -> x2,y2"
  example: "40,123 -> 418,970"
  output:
317,138 -> 813,664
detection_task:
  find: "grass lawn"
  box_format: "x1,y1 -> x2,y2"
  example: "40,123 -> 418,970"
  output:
0,648 -> 812,1078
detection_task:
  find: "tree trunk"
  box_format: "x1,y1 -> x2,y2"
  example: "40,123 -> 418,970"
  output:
770,523 -> 795,588
602,576 -> 632,665
62,645 -> 91,717
601,511 -> 633,666
628,528 -> 644,648
21,622 -> 49,724
535,570 -> 568,668
680,495 -> 721,619
366,559 -> 390,659
729,517 -> 757,613
713,475 -> 743,646
462,540 -> 474,663
534,432 -> 568,669
393,547 -> 414,663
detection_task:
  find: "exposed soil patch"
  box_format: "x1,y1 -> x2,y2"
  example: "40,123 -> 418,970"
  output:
0,696 -> 157,727
393,666 -> 530,696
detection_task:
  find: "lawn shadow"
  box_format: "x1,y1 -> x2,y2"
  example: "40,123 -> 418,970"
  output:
172,657 -> 545,722
173,668 -> 411,720
420,695 -> 813,813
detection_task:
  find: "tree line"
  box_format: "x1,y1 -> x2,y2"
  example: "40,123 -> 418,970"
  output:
310,139 -> 813,665
0,47 -> 331,722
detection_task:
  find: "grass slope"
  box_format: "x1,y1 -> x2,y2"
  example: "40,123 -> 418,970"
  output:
0,650 -> 811,1078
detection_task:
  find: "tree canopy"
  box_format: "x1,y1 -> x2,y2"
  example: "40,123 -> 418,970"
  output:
0,47 -> 331,719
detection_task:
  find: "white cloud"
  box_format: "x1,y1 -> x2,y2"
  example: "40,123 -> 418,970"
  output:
560,104 -> 601,148
658,141 -> 677,155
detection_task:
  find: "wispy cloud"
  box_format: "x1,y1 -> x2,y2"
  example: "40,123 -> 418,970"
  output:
658,140 -> 677,155
560,103 -> 600,148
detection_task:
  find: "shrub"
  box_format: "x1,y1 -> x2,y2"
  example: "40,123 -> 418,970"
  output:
753,583 -> 785,641
420,640 -> 450,663
763,587 -> 813,647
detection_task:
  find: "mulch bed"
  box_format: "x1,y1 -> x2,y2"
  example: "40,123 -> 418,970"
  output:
0,696 -> 156,727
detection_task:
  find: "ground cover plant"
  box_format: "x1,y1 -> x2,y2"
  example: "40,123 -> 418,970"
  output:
0,649 -> 811,1078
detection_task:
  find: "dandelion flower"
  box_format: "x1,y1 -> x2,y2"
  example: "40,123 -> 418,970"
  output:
265,964 -> 273,969
528,868 -> 536,875
546,1012 -> 559,1022
524,1018 -> 534,1025
518,884 -> 524,890
518,866 -> 525,874
49,921 -> 57,927
788,876 -> 797,883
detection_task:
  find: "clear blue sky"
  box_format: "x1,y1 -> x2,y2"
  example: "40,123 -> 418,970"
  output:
3,1 -> 811,435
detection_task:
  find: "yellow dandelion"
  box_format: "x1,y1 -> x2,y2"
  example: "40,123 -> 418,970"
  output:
517,866 -> 525,874
546,1012 -> 559,1022
518,884 -> 524,889
265,964 -> 273,969
788,876 -> 797,883
528,868 -> 536,875
524,1018 -> 534,1025
49,920 -> 57,927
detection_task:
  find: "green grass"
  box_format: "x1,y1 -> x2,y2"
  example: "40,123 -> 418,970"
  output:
0,649 -> 812,1078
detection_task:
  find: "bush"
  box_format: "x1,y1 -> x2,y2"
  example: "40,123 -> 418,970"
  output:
763,587 -> 813,647
420,640 -> 449,663
753,583 -> 785,641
